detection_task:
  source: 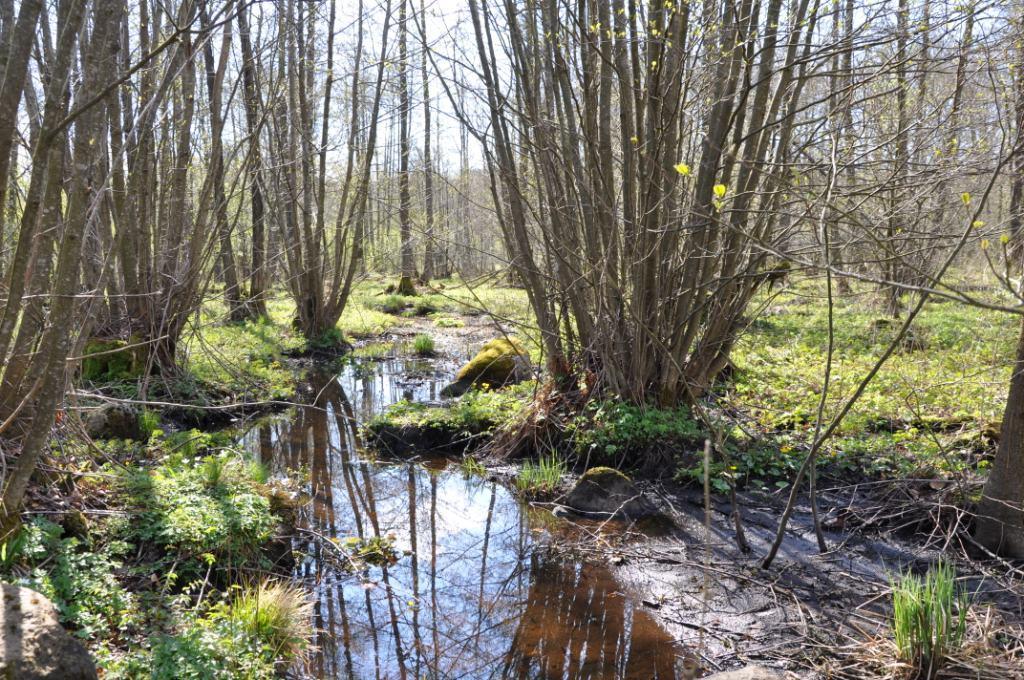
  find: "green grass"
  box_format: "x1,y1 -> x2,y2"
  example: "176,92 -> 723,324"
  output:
515,454 -> 566,495
412,334 -> 435,356
891,561 -> 968,678
182,295 -> 301,401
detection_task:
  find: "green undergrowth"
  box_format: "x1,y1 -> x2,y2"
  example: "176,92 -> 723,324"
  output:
366,381 -> 536,440
0,429 -> 312,678
728,277 -> 1015,478
567,400 -> 703,468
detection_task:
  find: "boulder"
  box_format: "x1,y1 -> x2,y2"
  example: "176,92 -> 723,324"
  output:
85,403 -> 144,440
441,337 -> 530,397
702,666 -> 784,680
0,584 -> 98,679
563,467 -> 660,519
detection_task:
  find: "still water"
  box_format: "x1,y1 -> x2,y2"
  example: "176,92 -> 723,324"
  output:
239,352 -> 681,679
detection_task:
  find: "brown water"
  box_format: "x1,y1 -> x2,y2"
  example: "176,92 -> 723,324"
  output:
239,353 -> 681,679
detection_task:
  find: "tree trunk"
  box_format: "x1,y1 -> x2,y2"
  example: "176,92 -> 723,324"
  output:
397,0 -> 415,292
238,1 -> 268,317
975,315 -> 1024,557
200,0 -> 247,321
418,0 -> 435,283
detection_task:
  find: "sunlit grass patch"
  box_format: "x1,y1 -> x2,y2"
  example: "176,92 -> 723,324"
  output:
182,295 -> 301,400
728,277 -> 1015,477
215,581 -> 313,662
432,314 -> 464,328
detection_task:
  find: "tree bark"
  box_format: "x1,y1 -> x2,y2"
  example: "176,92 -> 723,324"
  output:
397,0 -> 415,292
237,1 -> 268,317
975,315 -> 1024,557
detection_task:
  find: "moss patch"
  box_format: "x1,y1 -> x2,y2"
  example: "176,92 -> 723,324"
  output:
366,382 -> 534,455
81,339 -> 145,382
579,466 -> 631,484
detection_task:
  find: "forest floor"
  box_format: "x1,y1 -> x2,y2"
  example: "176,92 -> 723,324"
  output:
5,274 -> 1024,677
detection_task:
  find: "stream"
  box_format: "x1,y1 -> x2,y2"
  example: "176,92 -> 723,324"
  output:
238,350 -> 682,679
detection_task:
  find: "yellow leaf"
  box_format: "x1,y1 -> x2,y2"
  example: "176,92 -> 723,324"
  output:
961,192 -> 971,205
713,184 -> 727,198
972,220 -> 984,229
674,162 -> 690,176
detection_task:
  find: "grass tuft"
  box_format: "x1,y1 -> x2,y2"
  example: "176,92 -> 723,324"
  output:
891,560 -> 968,678
412,334 -> 435,356
460,456 -> 487,478
217,582 -> 313,662
515,454 -> 565,495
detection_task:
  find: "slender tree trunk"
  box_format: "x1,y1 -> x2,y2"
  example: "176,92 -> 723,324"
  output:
200,0 -> 246,321
0,0 -> 43,221
418,0 -> 435,283
397,0 -> 415,295
238,2 -> 268,317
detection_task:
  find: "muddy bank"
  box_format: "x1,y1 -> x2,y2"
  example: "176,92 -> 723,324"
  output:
559,478 -> 1024,677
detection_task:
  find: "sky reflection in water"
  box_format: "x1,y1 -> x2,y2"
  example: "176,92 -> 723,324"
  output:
240,357 -> 680,679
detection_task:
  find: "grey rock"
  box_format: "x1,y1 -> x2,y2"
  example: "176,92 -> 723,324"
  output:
0,584 -> 98,679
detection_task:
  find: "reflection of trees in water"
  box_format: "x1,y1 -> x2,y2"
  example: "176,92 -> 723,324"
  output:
502,555 -> 679,679
252,370 -> 677,679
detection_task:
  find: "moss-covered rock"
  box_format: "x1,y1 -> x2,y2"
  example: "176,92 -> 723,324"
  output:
442,337 -> 530,397
563,466 -> 661,519
80,339 -> 144,382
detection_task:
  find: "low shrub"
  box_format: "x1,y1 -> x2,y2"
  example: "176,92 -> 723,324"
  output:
569,401 -> 702,465
14,519 -> 139,641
